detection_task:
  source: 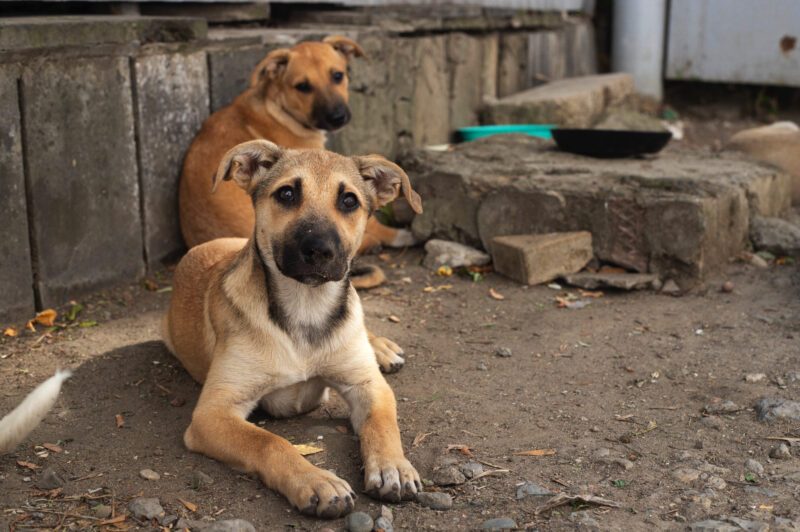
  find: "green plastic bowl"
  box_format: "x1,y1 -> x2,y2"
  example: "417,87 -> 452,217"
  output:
458,124 -> 556,142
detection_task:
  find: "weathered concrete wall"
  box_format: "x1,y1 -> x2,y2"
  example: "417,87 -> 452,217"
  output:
0,66 -> 36,320
20,56 -> 145,307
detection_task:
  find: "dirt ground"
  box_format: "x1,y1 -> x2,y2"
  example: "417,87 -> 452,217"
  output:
1,247 -> 799,531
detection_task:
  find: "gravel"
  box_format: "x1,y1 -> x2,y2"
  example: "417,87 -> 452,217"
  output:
769,443 -> 791,459
480,517 -> 518,530
345,511 -> 374,532
515,481 -> 553,500
755,397 -> 800,422
433,465 -> 467,486
416,491 -> 453,510
139,468 -> 160,481
36,468 -> 65,490
128,497 -> 164,520
205,519 -> 257,532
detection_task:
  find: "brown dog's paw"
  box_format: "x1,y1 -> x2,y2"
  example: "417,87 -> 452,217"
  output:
289,468 -> 355,519
371,336 -> 405,374
364,456 -> 421,502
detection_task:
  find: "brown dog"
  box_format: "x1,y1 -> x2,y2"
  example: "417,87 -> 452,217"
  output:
163,141 -> 422,518
178,36 -> 415,278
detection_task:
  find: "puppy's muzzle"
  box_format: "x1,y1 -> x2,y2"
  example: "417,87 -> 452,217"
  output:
276,224 -> 349,286
300,235 -> 335,266
314,102 -> 351,131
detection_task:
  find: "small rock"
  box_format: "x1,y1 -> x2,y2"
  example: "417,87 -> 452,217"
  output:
750,216 -> 800,256
423,239 -> 491,269
721,281 -> 734,293
661,279 -> 681,295
433,465 -> 467,486
176,518 -> 206,530
345,511 -> 373,532
139,468 -> 160,481
416,491 -> 453,510
128,497 -> 164,520
769,443 -> 791,459
672,467 -> 701,484
745,459 -> 764,475
92,504 -> 113,519
561,272 -> 659,291
374,516 -> 394,532
773,517 -> 800,530
614,458 -> 635,470
593,448 -> 611,459
476,361 -> 488,371
689,519 -> 739,532
515,481 -> 553,499
379,505 -> 393,524
36,468 -> 65,490
205,519 -> 256,532
459,462 -> 483,479
161,515 -> 178,527
786,371 -> 800,383
704,400 -> 740,415
724,516 -> 769,532
745,373 -> 767,383
495,347 -> 512,358
744,485 -> 778,497
705,475 -> 727,490
569,510 -> 600,528
190,470 -> 214,489
748,253 -> 769,268
755,397 -> 800,422
480,517 -> 518,530
700,416 -> 724,430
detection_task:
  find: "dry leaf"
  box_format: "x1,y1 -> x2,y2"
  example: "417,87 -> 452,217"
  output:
387,315 -> 401,323
115,414 -> 125,428
446,444 -> 474,457
436,265 -> 453,277
99,515 -> 127,526
533,492 -> 622,516
513,448 -> 556,457
178,498 -> 198,512
378,253 -> 391,262
335,425 -> 349,434
293,443 -> 324,456
143,279 -> 158,291
579,290 -> 604,298
16,460 -> 40,470
42,443 -> 63,453
3,327 -> 18,337
412,432 -> 433,448
29,309 -> 57,328
488,288 -> 505,300
25,321 -> 36,332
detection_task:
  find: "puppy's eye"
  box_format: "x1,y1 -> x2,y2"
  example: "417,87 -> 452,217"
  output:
275,186 -> 296,205
295,81 -> 312,93
331,71 -> 345,84
338,192 -> 359,212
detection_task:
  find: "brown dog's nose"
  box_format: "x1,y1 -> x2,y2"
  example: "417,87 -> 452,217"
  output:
326,105 -> 350,129
300,236 -> 334,265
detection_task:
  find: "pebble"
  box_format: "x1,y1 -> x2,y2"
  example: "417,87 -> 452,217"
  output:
700,416 -> 724,430
748,254 -> 769,268
176,518 -> 208,530
480,517 -> 518,530
128,497 -> 164,520
704,400 -> 740,415
755,397 -> 800,422
769,443 -> 791,459
416,491 -> 453,510
744,485 -> 778,497
615,458 -> 635,470
476,361 -> 488,371
723,516 -> 768,532
205,519 -> 257,532
190,469 -> 214,489
593,448 -> 611,459
705,475 -> 727,490
569,510 -> 600,528
495,347 -> 512,358
92,504 -> 112,519
672,467 -> 701,484
345,511 -> 374,532
745,459 -> 764,475
139,468 -> 160,481
422,239 -> 491,269
379,505 -> 393,524
459,462 -> 483,479
661,279 -> 681,295
515,481 -> 553,500
433,465 -> 466,486
374,516 -> 394,532
745,373 -> 767,383
36,468 -> 65,490
688,519 -> 739,532
721,281 -> 734,293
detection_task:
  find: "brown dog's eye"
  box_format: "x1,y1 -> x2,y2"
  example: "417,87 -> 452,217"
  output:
275,186 -> 296,206
338,192 -> 359,213
331,71 -> 344,84
295,81 -> 312,94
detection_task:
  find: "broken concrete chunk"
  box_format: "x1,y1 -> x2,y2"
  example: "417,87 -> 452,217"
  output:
755,397 -> 800,422
750,216 -> 800,256
423,239 -> 491,270
481,73 -> 635,128
562,271 -> 659,291
491,232 -> 592,285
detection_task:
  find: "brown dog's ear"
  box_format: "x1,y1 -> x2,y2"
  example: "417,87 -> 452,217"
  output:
323,35 -> 366,60
249,48 -> 291,88
354,155 -> 422,213
213,140 -> 283,194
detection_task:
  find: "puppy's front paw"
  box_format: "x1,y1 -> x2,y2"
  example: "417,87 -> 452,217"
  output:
364,456 -> 421,502
371,336 -> 405,374
288,468 -> 355,519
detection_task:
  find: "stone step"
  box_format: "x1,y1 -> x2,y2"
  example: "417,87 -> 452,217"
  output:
405,135 -> 791,285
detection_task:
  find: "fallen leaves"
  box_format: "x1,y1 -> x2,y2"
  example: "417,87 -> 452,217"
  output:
16,460 -> 40,470
579,289 -> 604,299
513,448 -> 557,457
423,284 -> 452,293
178,498 -> 198,512
3,327 -> 18,337
293,443 -> 324,456
26,309 -> 57,331
446,444 -> 474,457
387,315 -> 401,323
115,414 -> 125,429
99,515 -> 127,526
436,265 -> 453,277
533,492 -> 622,516
42,442 -> 63,453
412,432 -> 433,448
488,288 -> 505,301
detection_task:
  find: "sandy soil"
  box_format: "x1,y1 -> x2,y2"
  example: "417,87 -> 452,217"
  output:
1,248 -> 799,531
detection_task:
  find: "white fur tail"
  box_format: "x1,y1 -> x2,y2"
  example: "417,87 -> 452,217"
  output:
0,370 -> 71,454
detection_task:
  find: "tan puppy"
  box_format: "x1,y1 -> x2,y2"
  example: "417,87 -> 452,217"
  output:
179,36 -> 415,273
163,141 -> 423,518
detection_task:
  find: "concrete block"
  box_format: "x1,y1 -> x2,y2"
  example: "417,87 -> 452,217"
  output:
134,50 -> 209,266
482,73 -> 635,128
0,16 -> 207,52
407,135 -> 778,284
448,33 -> 485,130
497,33 -> 528,98
491,232 -> 593,285
21,56 -> 144,307
208,44 -> 269,112
0,66 -> 36,321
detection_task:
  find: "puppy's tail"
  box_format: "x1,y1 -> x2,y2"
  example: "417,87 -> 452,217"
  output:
0,370 -> 71,454
351,264 -> 386,290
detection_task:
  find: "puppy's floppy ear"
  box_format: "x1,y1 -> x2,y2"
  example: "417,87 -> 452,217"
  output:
213,140 -> 283,194
354,155 -> 422,213
249,48 -> 291,88
323,35 -> 366,60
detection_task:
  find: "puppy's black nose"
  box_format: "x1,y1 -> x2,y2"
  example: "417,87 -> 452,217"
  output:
326,105 -> 350,128
300,236 -> 334,265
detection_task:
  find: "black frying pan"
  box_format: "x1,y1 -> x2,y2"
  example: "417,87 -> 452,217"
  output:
551,129 -> 672,158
